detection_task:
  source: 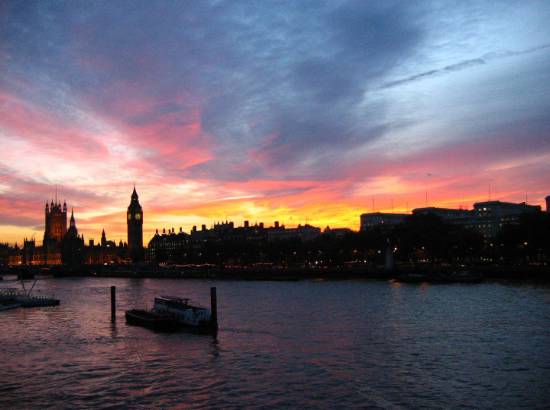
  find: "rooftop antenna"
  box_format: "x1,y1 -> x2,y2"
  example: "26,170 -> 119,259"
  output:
425,191 -> 428,207
371,197 -> 375,212
55,184 -> 58,204
489,184 -> 491,201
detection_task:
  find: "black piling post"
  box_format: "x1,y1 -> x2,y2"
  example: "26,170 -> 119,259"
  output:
210,287 -> 218,333
111,286 -> 116,323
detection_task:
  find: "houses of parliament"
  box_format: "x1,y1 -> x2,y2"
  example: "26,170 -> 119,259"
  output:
15,188 -> 144,265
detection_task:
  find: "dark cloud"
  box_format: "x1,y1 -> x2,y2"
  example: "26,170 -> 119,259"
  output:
2,0 -> 550,187
383,58 -> 486,89
3,1 -> 424,179
382,43 -> 550,89
194,1 -> 425,177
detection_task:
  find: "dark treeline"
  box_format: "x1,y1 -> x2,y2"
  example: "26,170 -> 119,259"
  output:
151,213 -> 550,267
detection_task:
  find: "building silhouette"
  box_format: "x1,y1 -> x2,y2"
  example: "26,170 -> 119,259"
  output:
360,198 -> 545,239
6,187 -> 549,267
44,200 -> 67,243
147,220 -> 323,264
148,228 -> 189,262
85,230 -> 126,265
20,199 -> 70,265
473,200 -> 540,238
127,187 -> 144,262
10,187 -> 141,266
413,207 -> 475,230
360,212 -> 407,231
61,209 -> 84,265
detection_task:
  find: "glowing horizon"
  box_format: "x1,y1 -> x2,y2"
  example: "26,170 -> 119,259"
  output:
1,184 -> 547,247
1,1 -> 549,246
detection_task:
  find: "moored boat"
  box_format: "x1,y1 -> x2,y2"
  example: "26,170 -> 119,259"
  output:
125,288 -> 218,334
153,296 -> 215,333
0,301 -> 22,311
0,288 -> 60,307
19,296 -> 60,307
0,288 -> 23,311
125,309 -> 180,331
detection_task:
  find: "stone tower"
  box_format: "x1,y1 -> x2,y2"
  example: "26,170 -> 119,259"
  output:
44,200 -> 67,244
127,186 -> 143,261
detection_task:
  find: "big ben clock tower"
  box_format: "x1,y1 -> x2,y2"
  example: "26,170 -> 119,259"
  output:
127,186 -> 143,261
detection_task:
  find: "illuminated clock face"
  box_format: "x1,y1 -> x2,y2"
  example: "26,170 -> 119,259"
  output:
127,213 -> 131,220
135,213 -> 141,220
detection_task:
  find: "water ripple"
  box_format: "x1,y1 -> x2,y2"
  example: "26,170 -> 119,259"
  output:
1,278 -> 549,408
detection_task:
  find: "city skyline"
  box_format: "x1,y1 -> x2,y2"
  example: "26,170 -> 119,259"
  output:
1,1 -> 550,244
2,186 -> 548,247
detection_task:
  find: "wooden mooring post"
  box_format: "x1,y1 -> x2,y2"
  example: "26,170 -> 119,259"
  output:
210,287 -> 218,333
111,286 -> 116,323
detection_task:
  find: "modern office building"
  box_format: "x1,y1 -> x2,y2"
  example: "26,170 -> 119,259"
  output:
360,198 -> 546,239
473,201 -> 541,239
412,207 -> 475,228
360,212 -> 408,231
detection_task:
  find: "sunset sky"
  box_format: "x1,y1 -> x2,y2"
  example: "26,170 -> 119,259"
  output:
1,1 -> 549,245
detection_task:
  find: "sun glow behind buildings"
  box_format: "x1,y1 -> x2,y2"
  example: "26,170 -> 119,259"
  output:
0,1 -> 549,245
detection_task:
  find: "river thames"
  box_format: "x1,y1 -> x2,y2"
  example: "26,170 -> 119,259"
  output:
1,277 -> 549,409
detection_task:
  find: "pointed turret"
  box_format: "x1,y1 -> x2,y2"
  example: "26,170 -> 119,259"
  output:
64,208 -> 78,239
61,207 -> 84,266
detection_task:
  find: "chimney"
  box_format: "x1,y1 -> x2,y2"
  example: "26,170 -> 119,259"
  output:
274,221 -> 279,228
546,195 -> 550,213
202,224 -> 206,231
244,220 -> 249,228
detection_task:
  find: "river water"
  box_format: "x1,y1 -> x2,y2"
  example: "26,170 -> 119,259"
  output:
1,277 -> 549,409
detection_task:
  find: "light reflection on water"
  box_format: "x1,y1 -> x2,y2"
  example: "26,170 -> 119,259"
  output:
1,277 -> 549,409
